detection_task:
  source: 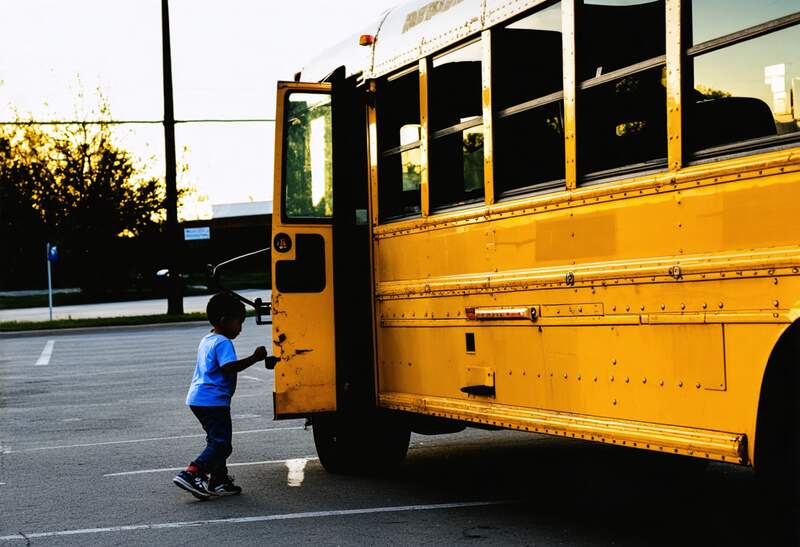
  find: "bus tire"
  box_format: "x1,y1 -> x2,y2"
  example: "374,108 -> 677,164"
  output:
312,412 -> 410,475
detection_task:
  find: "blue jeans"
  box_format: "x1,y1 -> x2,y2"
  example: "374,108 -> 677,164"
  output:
190,405 -> 232,478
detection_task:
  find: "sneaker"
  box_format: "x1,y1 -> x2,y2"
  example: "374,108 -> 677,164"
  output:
173,470 -> 211,500
208,474 -> 242,496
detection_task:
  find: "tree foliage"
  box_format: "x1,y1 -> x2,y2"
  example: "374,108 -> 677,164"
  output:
0,116 -> 179,291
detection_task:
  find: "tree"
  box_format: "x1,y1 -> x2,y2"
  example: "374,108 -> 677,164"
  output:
0,114 -> 182,292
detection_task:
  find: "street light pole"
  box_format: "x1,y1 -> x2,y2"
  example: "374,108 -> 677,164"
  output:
161,0 -> 183,315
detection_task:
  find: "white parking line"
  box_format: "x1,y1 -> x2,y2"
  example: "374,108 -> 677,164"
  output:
0,501 -> 510,542
286,458 -> 309,487
4,427 -> 304,454
240,375 -> 263,382
103,456 -> 318,477
35,340 -> 55,366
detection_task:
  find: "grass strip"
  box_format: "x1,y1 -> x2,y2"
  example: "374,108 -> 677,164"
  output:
0,313 -> 207,332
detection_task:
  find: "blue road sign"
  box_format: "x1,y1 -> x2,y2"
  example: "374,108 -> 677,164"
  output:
47,245 -> 58,262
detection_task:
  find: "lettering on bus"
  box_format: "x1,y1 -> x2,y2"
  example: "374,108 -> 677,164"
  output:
402,0 -> 465,33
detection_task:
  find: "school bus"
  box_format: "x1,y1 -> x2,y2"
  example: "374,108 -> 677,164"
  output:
269,0 -> 800,487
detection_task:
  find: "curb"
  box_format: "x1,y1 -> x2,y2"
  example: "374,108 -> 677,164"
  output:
0,320 -> 211,338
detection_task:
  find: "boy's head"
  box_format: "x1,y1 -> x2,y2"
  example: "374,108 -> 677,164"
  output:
206,292 -> 246,339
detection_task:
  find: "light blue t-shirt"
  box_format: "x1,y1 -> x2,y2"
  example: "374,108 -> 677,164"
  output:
186,333 -> 238,406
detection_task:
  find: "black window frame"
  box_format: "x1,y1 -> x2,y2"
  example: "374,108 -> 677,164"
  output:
491,0 -> 567,200
427,38 -> 487,213
377,64 -> 424,223
575,0 -> 669,184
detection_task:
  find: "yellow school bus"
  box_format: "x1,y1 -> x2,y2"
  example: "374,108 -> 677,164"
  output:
270,0 -> 800,486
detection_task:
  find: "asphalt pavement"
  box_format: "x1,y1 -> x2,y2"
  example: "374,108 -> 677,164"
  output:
0,320 -> 797,546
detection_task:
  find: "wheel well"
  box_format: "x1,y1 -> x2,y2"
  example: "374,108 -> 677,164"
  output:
753,320 -> 800,474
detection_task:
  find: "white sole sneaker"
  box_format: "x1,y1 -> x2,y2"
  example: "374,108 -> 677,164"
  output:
173,475 -> 211,500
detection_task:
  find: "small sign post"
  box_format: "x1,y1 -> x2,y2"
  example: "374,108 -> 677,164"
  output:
183,227 -> 211,241
46,243 -> 58,321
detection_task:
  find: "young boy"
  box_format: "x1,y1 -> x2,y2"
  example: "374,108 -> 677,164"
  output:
173,292 -> 268,499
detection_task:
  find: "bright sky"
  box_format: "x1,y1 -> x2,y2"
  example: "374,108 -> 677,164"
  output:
0,0 -> 398,219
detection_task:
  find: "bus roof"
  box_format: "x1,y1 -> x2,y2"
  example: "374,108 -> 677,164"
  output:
298,0 -> 551,82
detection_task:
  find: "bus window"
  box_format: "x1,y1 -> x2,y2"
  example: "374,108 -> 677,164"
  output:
686,8 -> 800,157
378,68 -> 422,221
429,40 -> 485,210
492,2 -> 565,197
577,0 -> 667,178
283,92 -> 333,220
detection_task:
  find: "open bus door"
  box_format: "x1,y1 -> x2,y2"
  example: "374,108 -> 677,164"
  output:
271,81 -> 337,418
271,75 -> 410,473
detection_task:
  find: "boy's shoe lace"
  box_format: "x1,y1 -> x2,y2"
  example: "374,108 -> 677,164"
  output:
209,474 -> 242,496
173,470 -> 212,500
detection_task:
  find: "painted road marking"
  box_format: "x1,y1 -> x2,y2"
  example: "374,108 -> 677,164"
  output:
34,340 -> 55,366
4,427 -> 304,454
0,501 -> 510,542
286,458 -> 309,487
103,457 -> 318,477
240,375 -> 263,382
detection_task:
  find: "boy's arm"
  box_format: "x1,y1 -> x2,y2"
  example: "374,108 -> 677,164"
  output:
221,346 -> 267,376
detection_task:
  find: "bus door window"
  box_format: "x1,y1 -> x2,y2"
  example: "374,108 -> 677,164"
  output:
686,1 -> 800,158
492,1 -> 565,198
378,68 -> 423,221
283,92 -> 333,220
577,0 -> 667,179
429,40 -> 485,210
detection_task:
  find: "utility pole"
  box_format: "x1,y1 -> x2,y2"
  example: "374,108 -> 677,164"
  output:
161,0 -> 183,314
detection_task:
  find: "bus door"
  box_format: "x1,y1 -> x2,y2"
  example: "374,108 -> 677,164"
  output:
272,75 -> 373,419
272,81 -> 336,418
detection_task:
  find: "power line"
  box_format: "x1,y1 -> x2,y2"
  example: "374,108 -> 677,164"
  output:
178,118 -> 275,124
0,118 -> 275,125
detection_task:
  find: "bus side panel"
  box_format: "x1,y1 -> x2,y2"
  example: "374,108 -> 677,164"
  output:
374,168 -> 800,284
372,158 -> 800,462
378,318 -> 785,439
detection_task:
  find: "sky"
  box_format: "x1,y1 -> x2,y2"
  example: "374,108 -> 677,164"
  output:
0,0 -> 398,219
2,0 -> 797,220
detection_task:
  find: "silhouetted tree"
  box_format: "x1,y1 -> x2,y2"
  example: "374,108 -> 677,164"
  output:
0,115 -> 182,292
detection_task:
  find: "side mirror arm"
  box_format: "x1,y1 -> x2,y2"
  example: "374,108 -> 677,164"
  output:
208,247 -> 271,323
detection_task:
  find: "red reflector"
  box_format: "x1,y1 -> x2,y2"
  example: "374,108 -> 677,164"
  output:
359,34 -> 375,46
465,307 -> 476,320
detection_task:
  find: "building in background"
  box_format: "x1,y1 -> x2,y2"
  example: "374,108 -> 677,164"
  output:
181,201 -> 272,290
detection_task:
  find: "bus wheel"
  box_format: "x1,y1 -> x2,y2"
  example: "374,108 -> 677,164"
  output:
312,412 -> 410,475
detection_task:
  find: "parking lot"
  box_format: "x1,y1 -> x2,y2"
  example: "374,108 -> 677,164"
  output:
1,320 -> 797,546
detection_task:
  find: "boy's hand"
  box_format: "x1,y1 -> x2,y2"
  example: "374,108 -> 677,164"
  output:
253,346 -> 267,361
